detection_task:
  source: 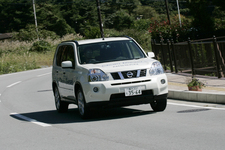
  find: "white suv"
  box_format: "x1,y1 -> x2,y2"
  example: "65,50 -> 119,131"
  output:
52,37 -> 168,118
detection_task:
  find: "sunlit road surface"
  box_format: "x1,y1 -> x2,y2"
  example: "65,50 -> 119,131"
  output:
0,68 -> 224,150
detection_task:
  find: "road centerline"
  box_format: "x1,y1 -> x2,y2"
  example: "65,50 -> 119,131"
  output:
7,81 -> 22,88
37,72 -> 51,77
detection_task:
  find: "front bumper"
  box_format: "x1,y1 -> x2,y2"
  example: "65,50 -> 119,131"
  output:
81,73 -> 168,104
86,93 -> 168,108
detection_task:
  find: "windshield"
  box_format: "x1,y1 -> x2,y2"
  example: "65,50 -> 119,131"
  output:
77,40 -> 146,64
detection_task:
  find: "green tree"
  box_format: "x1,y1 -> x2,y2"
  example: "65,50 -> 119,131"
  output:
186,0 -> 214,38
134,5 -> 158,19
101,0 -> 138,30
0,0 -> 33,33
59,0 -> 98,35
36,2 -> 75,37
139,0 -> 152,5
110,9 -> 135,30
120,0 -> 140,15
213,0 -> 225,11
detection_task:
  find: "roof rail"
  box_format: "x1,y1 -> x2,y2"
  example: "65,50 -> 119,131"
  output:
125,36 -> 132,40
105,36 -> 132,39
61,40 -> 79,46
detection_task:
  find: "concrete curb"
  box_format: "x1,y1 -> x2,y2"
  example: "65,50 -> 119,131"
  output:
168,90 -> 225,104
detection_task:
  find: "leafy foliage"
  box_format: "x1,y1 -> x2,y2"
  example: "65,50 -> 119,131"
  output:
13,24 -> 59,41
104,28 -> 151,51
186,77 -> 206,89
29,40 -> 51,52
149,16 -> 193,42
83,26 -> 100,39
0,0 -> 33,33
213,6 -> 225,36
132,19 -> 152,31
36,2 -> 75,37
186,0 -> 215,38
0,0 -> 225,42
109,9 -> 135,31
134,5 -> 158,19
212,0 -> 225,11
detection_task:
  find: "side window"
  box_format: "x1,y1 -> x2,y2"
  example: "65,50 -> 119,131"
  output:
56,46 -> 63,66
128,42 -> 145,58
56,45 -> 68,67
61,46 -> 67,62
66,45 -> 75,68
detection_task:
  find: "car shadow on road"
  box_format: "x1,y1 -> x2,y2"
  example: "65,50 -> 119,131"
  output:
10,107 -> 156,124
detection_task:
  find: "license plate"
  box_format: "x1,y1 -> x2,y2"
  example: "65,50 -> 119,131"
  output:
125,86 -> 142,96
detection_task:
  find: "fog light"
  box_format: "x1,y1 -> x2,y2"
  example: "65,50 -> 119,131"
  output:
93,87 -> 99,92
161,79 -> 166,84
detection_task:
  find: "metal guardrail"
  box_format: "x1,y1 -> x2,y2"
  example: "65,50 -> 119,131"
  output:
151,36 -> 225,78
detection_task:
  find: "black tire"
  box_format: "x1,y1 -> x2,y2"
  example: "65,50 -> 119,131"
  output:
76,88 -> 90,119
54,86 -> 68,113
150,99 -> 167,112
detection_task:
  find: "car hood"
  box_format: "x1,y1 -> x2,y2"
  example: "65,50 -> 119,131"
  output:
80,58 -> 157,72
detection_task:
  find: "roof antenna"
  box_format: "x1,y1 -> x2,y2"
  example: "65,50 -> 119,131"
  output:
96,0 -> 104,40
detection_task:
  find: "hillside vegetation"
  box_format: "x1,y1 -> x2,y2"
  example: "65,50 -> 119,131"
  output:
0,0 -> 225,74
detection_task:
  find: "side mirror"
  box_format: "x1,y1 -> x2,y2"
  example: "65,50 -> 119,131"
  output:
147,52 -> 155,58
61,61 -> 73,68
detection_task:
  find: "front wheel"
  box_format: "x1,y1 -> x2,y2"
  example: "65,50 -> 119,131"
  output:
150,99 -> 167,112
77,88 -> 90,119
54,86 -> 68,113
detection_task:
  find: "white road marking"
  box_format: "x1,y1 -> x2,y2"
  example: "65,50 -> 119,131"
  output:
168,102 -> 225,110
10,113 -> 51,127
0,67 -> 51,78
7,81 -> 22,88
37,72 -> 51,77
0,94 -> 1,102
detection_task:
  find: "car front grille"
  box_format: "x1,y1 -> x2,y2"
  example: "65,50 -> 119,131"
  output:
111,79 -> 151,86
111,69 -> 146,80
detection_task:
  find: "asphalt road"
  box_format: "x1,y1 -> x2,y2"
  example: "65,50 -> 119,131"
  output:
0,67 -> 225,150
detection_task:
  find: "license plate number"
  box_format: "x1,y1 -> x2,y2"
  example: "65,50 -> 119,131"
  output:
125,87 -> 142,96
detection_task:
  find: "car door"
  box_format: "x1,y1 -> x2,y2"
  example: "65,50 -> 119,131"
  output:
60,44 -> 76,100
54,45 -> 67,98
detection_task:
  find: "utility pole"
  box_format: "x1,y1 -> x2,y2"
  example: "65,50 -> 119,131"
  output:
165,0 -> 170,25
32,0 -> 39,40
176,0 -> 182,27
96,0 -> 104,39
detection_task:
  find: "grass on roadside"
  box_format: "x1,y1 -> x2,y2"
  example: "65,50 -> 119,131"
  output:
0,34 -> 83,75
0,31 -> 151,75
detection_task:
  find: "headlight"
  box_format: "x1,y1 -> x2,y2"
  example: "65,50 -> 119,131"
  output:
88,69 -> 109,82
149,61 -> 164,76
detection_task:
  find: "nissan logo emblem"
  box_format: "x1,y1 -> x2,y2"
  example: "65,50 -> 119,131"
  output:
127,71 -> 133,78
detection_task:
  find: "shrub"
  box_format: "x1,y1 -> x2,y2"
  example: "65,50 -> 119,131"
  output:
149,16 -> 193,42
12,24 -> 59,41
29,40 -> 51,53
105,28 -> 151,52
0,49 -> 2,57
134,6 -> 158,20
108,9 -> 135,31
186,77 -> 206,89
53,19 -> 76,37
83,26 -> 101,39
122,29 -> 151,52
131,19 -> 152,31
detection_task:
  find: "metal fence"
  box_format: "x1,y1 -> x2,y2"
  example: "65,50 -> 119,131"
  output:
151,36 -> 225,78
